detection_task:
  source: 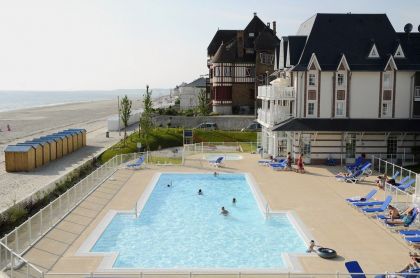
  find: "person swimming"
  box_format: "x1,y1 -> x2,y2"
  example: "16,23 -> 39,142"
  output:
198,189 -> 203,195
214,172 -> 218,176
220,206 -> 229,216
167,184 -> 171,187
232,198 -> 236,204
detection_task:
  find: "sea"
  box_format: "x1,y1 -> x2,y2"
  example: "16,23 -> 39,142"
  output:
0,89 -> 170,113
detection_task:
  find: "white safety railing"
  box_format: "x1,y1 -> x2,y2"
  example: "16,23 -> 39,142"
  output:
44,271 -> 408,277
257,109 -> 293,126
0,150 -> 184,259
0,241 -> 43,278
257,84 -> 295,99
371,155 -> 418,205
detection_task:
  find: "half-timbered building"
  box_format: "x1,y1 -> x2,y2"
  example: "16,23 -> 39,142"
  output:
207,13 -> 280,114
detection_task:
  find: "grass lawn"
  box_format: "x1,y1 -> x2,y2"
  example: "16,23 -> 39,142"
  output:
99,128 -> 258,164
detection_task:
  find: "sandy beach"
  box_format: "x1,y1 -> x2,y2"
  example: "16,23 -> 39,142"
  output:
0,99 -> 142,212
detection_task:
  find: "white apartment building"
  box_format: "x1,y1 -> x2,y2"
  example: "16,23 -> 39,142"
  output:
257,13 -> 420,165
178,78 -> 207,110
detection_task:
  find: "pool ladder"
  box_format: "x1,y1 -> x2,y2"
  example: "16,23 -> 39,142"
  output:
265,202 -> 270,219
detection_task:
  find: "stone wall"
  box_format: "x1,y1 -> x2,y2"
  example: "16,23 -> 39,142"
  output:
152,115 -> 256,131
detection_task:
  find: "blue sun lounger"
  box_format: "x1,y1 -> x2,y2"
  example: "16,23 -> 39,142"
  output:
400,230 -> 420,236
361,196 -> 392,213
269,160 -> 287,170
344,261 -> 367,278
346,189 -> 377,203
345,157 -> 364,172
127,156 -> 145,169
395,176 -> 410,186
395,179 -> 416,191
209,156 -> 224,167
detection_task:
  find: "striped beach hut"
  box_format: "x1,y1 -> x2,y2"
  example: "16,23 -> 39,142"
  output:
32,138 -> 57,161
16,143 -> 43,168
4,145 -> 36,172
25,140 -> 50,165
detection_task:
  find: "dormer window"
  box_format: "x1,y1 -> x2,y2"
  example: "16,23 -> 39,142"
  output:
368,44 -> 380,58
394,44 -> 405,59
337,74 -> 345,86
249,32 -> 254,37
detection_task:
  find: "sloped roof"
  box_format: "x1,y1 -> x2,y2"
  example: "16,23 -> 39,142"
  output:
395,32 -> 420,70
292,14 -> 400,71
254,27 -> 280,50
211,39 -> 255,63
244,14 -> 268,48
5,145 -> 33,152
186,77 -> 206,88
287,36 -> 307,66
207,30 -> 237,56
272,118 -> 420,132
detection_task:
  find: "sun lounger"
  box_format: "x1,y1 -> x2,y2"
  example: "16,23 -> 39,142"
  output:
346,189 -> 377,203
344,261 -> 367,278
390,171 -> 400,180
209,157 -> 224,167
394,176 -> 410,186
383,208 -> 418,228
361,196 -> 392,213
258,159 -> 272,165
400,230 -> 420,236
127,156 -> 145,169
337,163 -> 371,183
269,160 -> 287,171
345,157 -> 364,172
395,179 -> 416,191
404,236 -> 420,243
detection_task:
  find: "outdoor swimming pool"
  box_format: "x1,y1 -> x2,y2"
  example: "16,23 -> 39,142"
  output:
90,173 -> 307,269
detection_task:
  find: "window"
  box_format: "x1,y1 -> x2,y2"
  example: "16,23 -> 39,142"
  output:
415,86 -> 420,98
383,73 -> 392,89
383,90 -> 392,101
260,53 -> 274,65
307,103 -> 315,115
336,102 -> 345,116
336,90 -> 346,100
382,103 -> 390,116
345,134 -> 356,159
245,67 -> 254,77
214,67 -> 221,77
387,136 -> 397,159
249,32 -> 254,37
245,49 -> 254,54
224,66 -> 231,77
308,73 -> 316,86
337,73 -> 345,86
308,90 -> 317,100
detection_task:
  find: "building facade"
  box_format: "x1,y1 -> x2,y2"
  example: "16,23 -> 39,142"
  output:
207,13 -> 279,115
178,77 -> 207,110
257,13 -> 420,165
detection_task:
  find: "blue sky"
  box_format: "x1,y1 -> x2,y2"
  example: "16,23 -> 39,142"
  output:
0,0 -> 418,90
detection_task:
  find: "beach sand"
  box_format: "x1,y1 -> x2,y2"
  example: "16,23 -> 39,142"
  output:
0,99 -> 142,212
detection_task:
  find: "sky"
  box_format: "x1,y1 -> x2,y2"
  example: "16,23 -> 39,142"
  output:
0,0 -> 419,90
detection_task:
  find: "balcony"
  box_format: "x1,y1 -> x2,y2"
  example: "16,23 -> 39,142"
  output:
257,108 -> 293,126
257,85 -> 295,100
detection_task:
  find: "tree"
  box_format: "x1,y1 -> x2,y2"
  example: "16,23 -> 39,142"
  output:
120,95 -> 132,146
139,85 -> 154,150
196,89 -> 210,116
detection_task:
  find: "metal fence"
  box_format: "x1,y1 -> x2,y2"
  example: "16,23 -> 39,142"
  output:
0,241 -> 43,278
43,272 -> 408,278
371,155 -> 419,205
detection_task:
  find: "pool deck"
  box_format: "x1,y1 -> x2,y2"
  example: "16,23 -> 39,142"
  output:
23,153 -> 411,276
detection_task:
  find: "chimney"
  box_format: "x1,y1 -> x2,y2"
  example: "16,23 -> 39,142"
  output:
236,31 -> 244,58
267,22 -> 270,28
253,12 -> 257,17
272,21 -> 277,34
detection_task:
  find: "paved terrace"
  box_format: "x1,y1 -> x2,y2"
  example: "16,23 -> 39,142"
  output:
22,154 -> 411,276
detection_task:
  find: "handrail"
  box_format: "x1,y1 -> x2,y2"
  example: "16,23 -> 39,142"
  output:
0,240 -> 43,277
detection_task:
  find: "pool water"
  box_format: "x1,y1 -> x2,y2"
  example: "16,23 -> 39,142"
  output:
91,173 -> 307,269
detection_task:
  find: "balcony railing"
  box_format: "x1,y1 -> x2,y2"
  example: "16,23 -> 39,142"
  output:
257,85 -> 295,100
257,108 -> 293,126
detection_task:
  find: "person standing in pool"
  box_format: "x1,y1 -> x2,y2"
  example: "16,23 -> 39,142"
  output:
220,207 -> 229,216
232,198 -> 236,204
198,189 -> 203,195
214,171 -> 218,177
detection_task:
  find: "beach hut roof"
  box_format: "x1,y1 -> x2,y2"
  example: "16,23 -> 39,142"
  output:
25,140 -> 47,146
33,137 -> 55,143
5,145 -> 33,152
17,142 -> 41,147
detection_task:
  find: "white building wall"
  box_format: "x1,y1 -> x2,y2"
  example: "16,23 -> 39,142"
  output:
320,72 -> 333,117
179,86 -> 202,110
395,71 -> 414,118
349,72 -> 380,118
